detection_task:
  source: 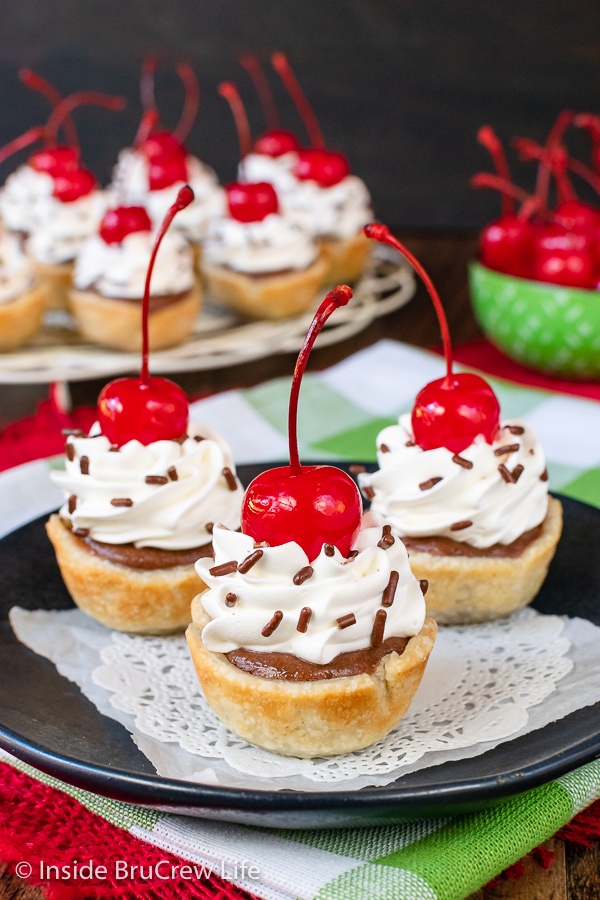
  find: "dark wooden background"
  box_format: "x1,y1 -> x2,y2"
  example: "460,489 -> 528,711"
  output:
0,0 -> 599,231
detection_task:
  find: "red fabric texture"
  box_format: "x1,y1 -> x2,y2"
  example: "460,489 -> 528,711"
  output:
0,761 -> 257,900
0,398 -> 96,473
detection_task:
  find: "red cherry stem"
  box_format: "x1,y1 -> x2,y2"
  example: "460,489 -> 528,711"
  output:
470,172 -> 532,208
564,155 -> 600,197
363,223 -> 453,383
574,113 -> 600,175
513,138 -> 576,204
0,125 -> 46,166
45,92 -> 126,148
19,68 -> 79,150
218,81 -> 252,164
535,110 -> 573,211
271,52 -> 324,150
173,62 -> 200,144
477,126 -> 513,216
239,53 -> 279,131
140,185 -> 195,385
133,59 -> 160,147
288,285 -> 353,476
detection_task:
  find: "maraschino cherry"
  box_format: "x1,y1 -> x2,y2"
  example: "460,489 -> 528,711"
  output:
238,53 -> 300,158
241,286 -> 362,561
271,52 -> 350,188
219,80 -> 281,223
364,223 -> 501,454
99,206 -> 152,245
131,61 -> 199,191
96,186 -> 194,446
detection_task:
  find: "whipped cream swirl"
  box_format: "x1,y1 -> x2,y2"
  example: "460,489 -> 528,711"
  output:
203,212 -> 319,274
0,165 -> 55,234
26,189 -> 108,265
358,416 -> 549,549
110,151 -> 226,242
73,229 -> 195,298
51,423 -> 243,550
238,152 -> 300,198
197,513 -> 426,665
280,174 -> 372,240
0,229 -> 36,304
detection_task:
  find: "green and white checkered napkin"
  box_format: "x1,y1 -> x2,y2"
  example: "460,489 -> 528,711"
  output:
3,339 -> 600,900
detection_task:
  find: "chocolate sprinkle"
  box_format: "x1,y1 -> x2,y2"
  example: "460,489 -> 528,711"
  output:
110,498 -> 133,507
419,476 -> 443,491
337,613 -> 356,629
167,466 -> 178,481
68,495 -> 77,514
205,522 -> 214,534
452,454 -> 473,469
293,565 -> 314,585
209,560 -> 238,576
324,544 -> 335,557
65,442 -> 75,461
349,464 -> 366,474
450,520 -> 472,531
173,434 -> 188,444
371,609 -> 387,649
512,464 -> 524,483
237,549 -> 264,573
420,579 -> 429,596
362,485 -> 375,500
507,425 -> 525,435
254,540 -> 270,548
297,607 -> 312,633
498,463 -> 516,484
72,527 -> 90,537
494,443 -> 520,456
344,550 -> 359,563
378,533 -> 395,549
145,475 -> 168,485
262,610 -> 283,637
382,570 -> 399,607
382,524 -> 392,535
380,443 -> 391,453
79,456 -> 89,475
541,468 -> 549,482
193,435 -> 205,442
225,592 -> 237,607
222,467 -> 238,491
405,440 -> 415,447
109,445 -> 120,452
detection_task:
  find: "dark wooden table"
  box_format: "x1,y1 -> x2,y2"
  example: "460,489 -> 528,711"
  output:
1,231 -> 599,900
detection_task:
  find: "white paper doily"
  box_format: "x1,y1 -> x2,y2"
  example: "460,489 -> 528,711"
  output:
0,245 -> 415,383
12,605 -> 600,792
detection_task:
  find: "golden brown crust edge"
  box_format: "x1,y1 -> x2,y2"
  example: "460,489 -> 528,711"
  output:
68,283 -> 202,351
202,256 -> 328,320
406,497 -> 563,626
33,260 -> 73,310
319,231 -> 372,285
186,599 -> 437,757
0,283 -> 46,350
46,514 -> 205,634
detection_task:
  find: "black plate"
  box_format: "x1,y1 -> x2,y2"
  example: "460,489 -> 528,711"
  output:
0,463 -> 599,828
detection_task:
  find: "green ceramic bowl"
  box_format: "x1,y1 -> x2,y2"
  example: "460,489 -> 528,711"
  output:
469,261 -> 600,379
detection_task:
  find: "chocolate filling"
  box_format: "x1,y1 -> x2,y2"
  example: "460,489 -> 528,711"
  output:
401,522 -> 544,559
225,637 -> 409,681
71,530 -> 212,570
219,265 -> 295,280
87,288 -> 191,311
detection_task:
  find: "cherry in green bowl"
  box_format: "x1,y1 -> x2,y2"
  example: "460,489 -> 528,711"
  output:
469,261 -> 600,380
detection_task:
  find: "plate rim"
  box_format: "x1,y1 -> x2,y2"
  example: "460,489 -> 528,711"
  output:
1,465 -> 600,821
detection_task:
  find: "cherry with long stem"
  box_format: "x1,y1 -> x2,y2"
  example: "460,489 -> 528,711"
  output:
364,223 -> 501,453
241,284 -> 362,560
218,81 -> 279,222
97,186 -> 194,447
477,126 -> 514,217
